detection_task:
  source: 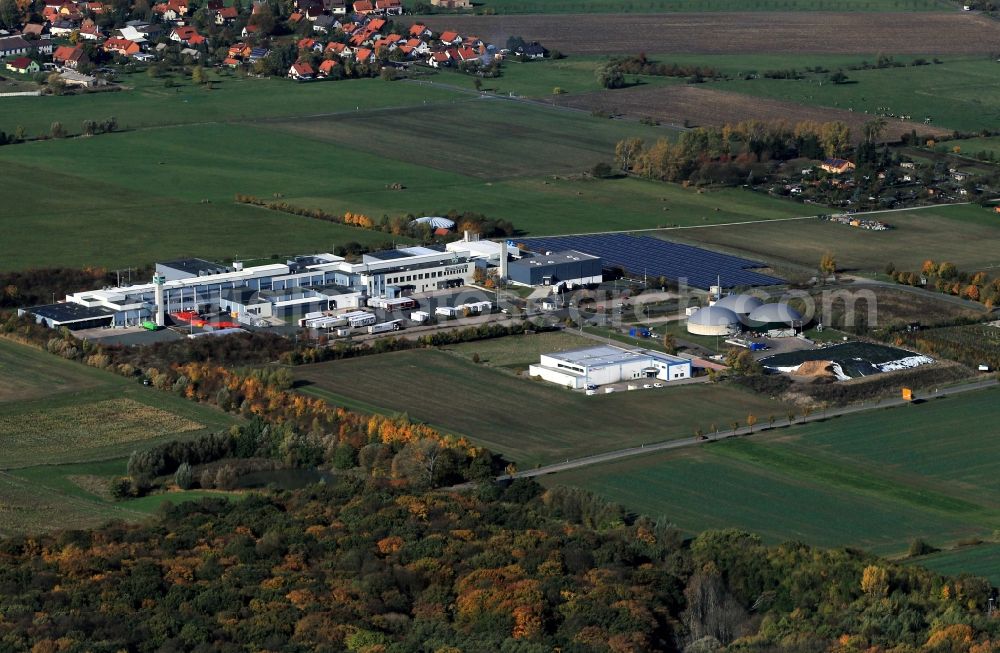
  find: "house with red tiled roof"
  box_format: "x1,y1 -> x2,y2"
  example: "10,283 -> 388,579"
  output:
325,41 -> 349,57
348,33 -> 367,47
353,46 -> 373,63
21,23 -> 45,37
288,61 -> 315,79
427,50 -> 449,68
375,0 -> 401,14
5,56 -> 39,75
228,42 -> 251,58
223,56 -> 241,67
339,21 -> 358,33
53,44 -> 89,68
352,0 -> 373,13
318,58 -> 339,76
78,19 -> 102,40
170,26 -> 206,46
242,24 -> 260,37
408,23 -> 431,38
214,5 -> 238,23
103,37 -> 141,56
288,11 -> 303,22
438,31 -> 460,45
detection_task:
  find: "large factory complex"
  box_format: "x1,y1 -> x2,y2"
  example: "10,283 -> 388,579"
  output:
19,235 -> 615,331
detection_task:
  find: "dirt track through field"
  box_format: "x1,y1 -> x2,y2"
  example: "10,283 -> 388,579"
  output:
416,12 -> 1000,54
551,85 -> 952,142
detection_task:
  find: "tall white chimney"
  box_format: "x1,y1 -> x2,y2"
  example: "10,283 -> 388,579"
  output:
153,273 -> 166,327
500,241 -> 508,281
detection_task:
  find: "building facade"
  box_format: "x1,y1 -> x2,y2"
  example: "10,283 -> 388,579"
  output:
529,345 -> 692,390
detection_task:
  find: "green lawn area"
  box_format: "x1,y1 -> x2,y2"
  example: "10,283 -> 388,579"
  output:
0,339 -> 234,469
460,0 -> 949,12
0,72 -> 463,136
0,108 -> 805,270
671,204 -> 1000,274
701,55 -> 1000,133
444,330 -> 598,369
295,348 -> 789,467
908,543 -> 1000,585
949,135 -> 1000,159
543,387 -> 1000,558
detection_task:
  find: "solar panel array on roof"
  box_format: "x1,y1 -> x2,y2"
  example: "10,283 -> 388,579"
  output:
514,234 -> 782,290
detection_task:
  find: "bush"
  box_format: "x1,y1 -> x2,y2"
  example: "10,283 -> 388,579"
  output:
109,477 -> 132,500
174,462 -> 194,490
908,538 -> 939,557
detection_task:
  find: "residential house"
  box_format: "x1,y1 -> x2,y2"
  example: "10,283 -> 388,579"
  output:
375,0 -> 402,14
517,41 -> 547,59
312,15 -> 339,33
427,50 -> 449,67
438,30 -> 460,45
123,20 -> 163,40
288,61 -> 315,79
117,25 -> 148,42
242,24 -> 261,38
170,26 -> 206,46
353,0 -> 374,13
21,23 -> 45,38
228,42 -> 251,58
288,11 -> 303,22
409,23 -> 431,38
329,0 -> 347,14
214,6 -> 239,24
820,158 -> 855,174
248,46 -> 269,60
0,36 -> 32,58
53,44 -> 88,69
5,56 -> 39,74
103,37 -> 141,56
318,58 -> 339,76
353,46 -> 373,63
367,18 -> 386,32
297,37 -> 322,52
78,19 -> 102,40
48,20 -> 76,37
404,38 -> 428,54
223,56 -> 241,67
325,41 -> 350,57
180,47 -> 201,59
448,46 -> 478,63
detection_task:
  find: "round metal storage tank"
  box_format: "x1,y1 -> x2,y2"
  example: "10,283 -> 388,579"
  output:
746,303 -> 803,326
687,306 -> 740,336
713,293 -> 763,316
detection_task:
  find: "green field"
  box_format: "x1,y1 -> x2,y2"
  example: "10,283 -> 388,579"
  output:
544,388 -> 1000,556
672,204 -> 1000,274
444,330 -> 597,368
908,543 -> 1000,585
456,0 -> 950,12
702,55 -> 1000,133
0,72 -> 463,136
295,348 -> 789,467
0,339 -> 239,534
0,105 -> 805,269
0,341 -> 234,469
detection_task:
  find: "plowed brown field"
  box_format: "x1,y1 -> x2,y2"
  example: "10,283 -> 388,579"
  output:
551,85 -> 952,142
416,12 -> 1000,55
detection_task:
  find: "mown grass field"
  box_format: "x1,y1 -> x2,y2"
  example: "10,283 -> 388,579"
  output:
0,337 -> 110,403
0,340 -> 240,534
444,331 -> 597,369
295,348 -> 789,467
0,72 -> 462,136
544,388 -> 1000,557
672,204 -> 1000,273
0,339 -> 234,469
0,109 -> 805,269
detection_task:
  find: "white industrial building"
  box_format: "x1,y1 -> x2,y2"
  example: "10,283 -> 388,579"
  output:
21,245 -> 484,330
529,345 -> 692,390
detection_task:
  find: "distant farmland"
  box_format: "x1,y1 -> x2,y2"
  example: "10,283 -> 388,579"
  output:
544,388 -> 1000,556
552,85 -> 951,143
416,13 -> 1000,55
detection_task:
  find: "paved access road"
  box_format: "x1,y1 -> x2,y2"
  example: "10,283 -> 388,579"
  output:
500,377 -> 998,481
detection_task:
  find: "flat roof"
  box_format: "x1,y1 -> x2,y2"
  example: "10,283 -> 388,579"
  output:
545,344 -> 687,369
28,302 -> 114,323
157,258 -> 229,276
364,249 -> 414,262
509,250 -> 600,268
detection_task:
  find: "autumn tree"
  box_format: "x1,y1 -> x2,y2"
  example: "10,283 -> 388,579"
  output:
615,137 -> 644,171
819,251 -> 837,281
663,332 -> 677,355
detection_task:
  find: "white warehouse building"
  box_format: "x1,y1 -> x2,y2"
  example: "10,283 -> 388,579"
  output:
529,345 -> 692,390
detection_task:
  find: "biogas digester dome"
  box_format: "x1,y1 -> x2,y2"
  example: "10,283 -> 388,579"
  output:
713,293 -> 763,316
746,303 -> 803,328
686,306 -> 740,336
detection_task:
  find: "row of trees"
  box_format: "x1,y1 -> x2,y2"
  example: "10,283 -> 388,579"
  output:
614,120 -> 852,185
887,259 -> 1000,308
234,194 -> 516,240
